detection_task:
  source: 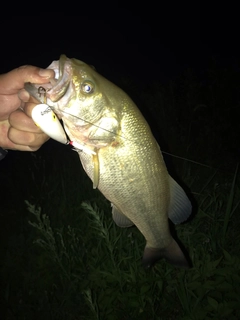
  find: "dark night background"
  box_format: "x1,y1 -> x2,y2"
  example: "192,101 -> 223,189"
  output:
0,13 -> 240,319
0,13 -> 239,84
1,14 -> 240,157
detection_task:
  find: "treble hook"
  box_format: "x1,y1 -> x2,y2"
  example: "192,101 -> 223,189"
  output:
38,86 -> 47,104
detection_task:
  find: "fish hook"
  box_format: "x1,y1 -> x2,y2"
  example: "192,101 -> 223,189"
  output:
38,86 -> 47,104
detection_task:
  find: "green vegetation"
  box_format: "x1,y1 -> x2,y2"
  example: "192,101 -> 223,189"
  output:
0,61 -> 240,319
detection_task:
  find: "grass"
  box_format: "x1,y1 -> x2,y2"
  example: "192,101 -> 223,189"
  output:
0,61 -> 240,319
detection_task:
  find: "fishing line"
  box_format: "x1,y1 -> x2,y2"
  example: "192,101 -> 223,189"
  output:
34,85 -> 215,170
50,107 -> 133,143
53,107 -> 214,169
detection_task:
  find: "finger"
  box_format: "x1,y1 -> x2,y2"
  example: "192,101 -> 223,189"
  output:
8,127 -> 49,151
0,65 -> 55,93
0,94 -> 23,121
9,109 -> 43,133
21,100 -> 40,118
18,88 -> 30,103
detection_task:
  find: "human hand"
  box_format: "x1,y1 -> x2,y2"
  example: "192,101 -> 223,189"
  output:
0,65 -> 55,151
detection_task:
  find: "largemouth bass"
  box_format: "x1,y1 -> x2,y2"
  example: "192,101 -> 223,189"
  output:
25,55 -> 192,268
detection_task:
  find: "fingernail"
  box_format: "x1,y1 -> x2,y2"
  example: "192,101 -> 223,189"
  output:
38,68 -> 53,78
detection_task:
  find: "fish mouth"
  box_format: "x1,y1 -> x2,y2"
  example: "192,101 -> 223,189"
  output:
24,54 -> 73,105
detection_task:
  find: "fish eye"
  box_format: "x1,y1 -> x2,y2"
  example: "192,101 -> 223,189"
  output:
81,81 -> 94,94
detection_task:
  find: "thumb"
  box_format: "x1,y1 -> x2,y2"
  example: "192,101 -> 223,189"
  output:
0,65 -> 55,92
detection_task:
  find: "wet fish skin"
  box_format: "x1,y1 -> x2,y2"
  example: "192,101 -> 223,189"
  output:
25,55 -> 192,268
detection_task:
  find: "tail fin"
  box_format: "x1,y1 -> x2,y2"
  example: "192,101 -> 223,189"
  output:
142,239 -> 190,269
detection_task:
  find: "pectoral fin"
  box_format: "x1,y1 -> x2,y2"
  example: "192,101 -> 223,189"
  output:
92,151 -> 99,189
168,176 -> 192,224
111,204 -> 134,227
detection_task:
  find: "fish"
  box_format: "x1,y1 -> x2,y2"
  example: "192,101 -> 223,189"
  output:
25,54 -> 192,268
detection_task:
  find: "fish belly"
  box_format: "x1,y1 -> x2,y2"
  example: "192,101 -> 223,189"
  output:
78,139 -> 172,249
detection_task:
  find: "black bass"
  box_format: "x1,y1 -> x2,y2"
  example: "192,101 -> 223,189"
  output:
25,55 -> 192,268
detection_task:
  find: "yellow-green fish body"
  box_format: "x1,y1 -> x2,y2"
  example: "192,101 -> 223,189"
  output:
25,55 -> 192,268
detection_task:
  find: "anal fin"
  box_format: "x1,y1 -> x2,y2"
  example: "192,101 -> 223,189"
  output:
168,176 -> 192,224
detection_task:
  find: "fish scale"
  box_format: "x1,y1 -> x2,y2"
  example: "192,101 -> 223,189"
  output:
25,54 -> 192,268
76,98 -> 173,254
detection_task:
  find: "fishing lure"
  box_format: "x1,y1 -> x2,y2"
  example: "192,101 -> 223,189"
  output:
31,88 -> 99,187
31,103 -> 68,144
32,87 -> 96,153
